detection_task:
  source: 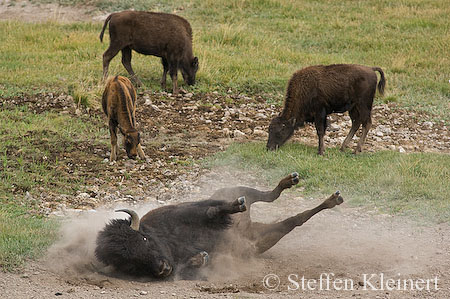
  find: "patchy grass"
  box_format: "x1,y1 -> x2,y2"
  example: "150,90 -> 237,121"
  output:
0,105 -> 108,270
208,143 -> 450,223
0,0 -> 449,120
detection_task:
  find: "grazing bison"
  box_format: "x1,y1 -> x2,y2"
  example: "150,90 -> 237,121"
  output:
267,64 -> 385,155
99,11 -> 199,95
95,173 -> 344,279
102,75 -> 145,161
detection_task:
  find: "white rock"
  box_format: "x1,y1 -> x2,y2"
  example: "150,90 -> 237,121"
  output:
398,146 -> 406,153
255,113 -> 267,119
222,128 -> 231,137
184,93 -> 193,98
422,121 -> 433,129
375,130 -> 384,137
253,129 -> 268,137
329,123 -> 340,132
151,104 -> 161,112
233,129 -> 246,139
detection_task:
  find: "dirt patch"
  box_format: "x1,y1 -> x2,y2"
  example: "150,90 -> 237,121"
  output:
0,0 -> 105,23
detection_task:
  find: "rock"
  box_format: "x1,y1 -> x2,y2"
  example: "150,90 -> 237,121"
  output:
329,123 -> 340,132
151,104 -> 161,112
140,291 -> 148,295
255,113 -> 267,119
253,129 -> 268,137
77,192 -> 90,200
233,129 -> 246,139
422,121 -> 433,129
398,146 -> 406,153
388,145 -> 396,151
184,92 -> 193,98
222,128 -> 231,137
375,130 -> 384,137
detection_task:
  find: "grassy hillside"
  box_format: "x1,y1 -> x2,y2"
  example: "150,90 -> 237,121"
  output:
1,0 -> 449,119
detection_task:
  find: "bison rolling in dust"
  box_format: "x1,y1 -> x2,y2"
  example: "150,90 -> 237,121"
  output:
99,11 -> 199,95
95,173 -> 344,279
102,76 -> 145,161
267,64 -> 385,155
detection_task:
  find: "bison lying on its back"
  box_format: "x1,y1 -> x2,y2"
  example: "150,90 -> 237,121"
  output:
267,64 -> 385,155
95,173 -> 344,279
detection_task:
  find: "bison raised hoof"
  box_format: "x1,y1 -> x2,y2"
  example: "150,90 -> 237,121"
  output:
279,172 -> 300,189
291,172 -> 300,184
158,260 -> 173,278
237,196 -> 246,212
200,251 -> 209,266
323,192 -> 344,209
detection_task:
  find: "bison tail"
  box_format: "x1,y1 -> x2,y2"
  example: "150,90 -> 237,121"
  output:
99,14 -> 112,42
372,67 -> 385,96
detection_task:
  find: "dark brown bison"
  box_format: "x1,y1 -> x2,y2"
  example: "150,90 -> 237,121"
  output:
99,11 -> 199,95
102,75 -> 145,161
95,173 -> 344,279
267,64 -> 385,155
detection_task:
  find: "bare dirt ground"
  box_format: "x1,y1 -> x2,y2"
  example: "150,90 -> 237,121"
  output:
1,2 -> 450,298
1,90 -> 449,299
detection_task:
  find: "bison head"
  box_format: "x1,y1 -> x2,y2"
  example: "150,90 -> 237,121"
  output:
266,116 -> 297,151
181,57 -> 199,86
122,129 -> 141,159
95,209 -> 173,278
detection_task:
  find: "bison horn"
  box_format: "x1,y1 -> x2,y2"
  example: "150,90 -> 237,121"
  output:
115,209 -> 140,231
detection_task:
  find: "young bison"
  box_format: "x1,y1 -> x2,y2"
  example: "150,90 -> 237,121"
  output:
95,172 -> 344,279
99,11 -> 199,95
102,76 -> 145,161
267,64 -> 385,155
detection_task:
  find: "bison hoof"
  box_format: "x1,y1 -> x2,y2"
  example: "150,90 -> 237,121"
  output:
335,190 -> 340,196
336,195 -> 344,205
200,251 -> 209,266
158,260 -> 173,277
238,196 -> 246,212
291,172 -> 299,184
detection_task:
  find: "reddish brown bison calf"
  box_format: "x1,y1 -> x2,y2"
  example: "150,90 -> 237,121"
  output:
267,64 -> 385,155
100,11 -> 199,95
102,76 -> 145,161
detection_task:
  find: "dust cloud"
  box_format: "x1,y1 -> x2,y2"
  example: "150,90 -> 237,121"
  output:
43,168 -> 443,287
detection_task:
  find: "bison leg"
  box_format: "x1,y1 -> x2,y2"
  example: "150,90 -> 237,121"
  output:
206,197 -> 246,219
251,192 -> 344,254
340,111 -> 361,151
168,60 -> 179,95
108,119 -> 119,161
137,143 -> 146,160
210,172 -> 299,208
160,58 -> 169,90
121,47 -> 142,86
356,116 -> 372,153
314,109 -> 327,155
102,45 -> 121,81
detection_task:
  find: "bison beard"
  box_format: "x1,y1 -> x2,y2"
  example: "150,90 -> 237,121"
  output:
95,173 -> 344,280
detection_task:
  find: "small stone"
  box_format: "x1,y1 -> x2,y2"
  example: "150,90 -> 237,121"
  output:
184,92 -> 193,98
253,129 -> 268,137
398,146 -> 406,153
233,129 -> 246,139
140,290 -> 148,295
222,128 -> 231,137
329,123 -> 340,132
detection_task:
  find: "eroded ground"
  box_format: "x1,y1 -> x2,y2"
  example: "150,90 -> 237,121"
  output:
1,91 -> 449,298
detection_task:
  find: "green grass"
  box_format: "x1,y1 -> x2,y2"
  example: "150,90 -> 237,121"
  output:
0,105 -> 108,270
208,143 -> 450,223
0,0 -> 449,120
